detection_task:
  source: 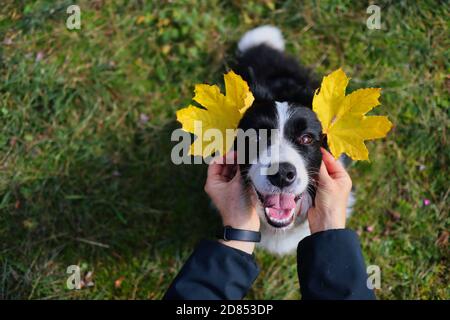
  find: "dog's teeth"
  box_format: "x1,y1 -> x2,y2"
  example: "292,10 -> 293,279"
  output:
264,207 -> 297,226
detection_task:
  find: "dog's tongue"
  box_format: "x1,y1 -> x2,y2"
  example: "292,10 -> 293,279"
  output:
264,194 -> 296,210
264,194 -> 296,219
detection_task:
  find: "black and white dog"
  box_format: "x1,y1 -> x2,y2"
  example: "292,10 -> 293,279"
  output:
233,26 -> 353,255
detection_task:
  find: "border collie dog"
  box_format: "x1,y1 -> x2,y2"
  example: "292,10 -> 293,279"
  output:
233,26 -> 351,255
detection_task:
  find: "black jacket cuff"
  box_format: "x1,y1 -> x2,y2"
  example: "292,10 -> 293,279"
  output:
164,240 -> 259,300
297,229 -> 376,300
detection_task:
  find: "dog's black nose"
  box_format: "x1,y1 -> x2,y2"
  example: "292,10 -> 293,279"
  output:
267,162 -> 297,188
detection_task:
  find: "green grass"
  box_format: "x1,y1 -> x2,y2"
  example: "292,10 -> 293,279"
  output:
0,0 -> 448,299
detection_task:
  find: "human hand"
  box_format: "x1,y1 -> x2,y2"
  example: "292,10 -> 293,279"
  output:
204,151 -> 259,254
307,148 -> 352,234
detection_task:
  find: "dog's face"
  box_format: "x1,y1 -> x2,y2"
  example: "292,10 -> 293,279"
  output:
238,100 -> 322,229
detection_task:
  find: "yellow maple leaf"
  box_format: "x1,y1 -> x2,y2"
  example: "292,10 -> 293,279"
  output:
313,68 -> 392,160
176,70 -> 254,157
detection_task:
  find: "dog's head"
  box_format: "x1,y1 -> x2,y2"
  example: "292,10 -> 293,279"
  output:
237,99 -> 322,229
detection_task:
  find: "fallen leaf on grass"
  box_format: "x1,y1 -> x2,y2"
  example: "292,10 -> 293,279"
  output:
139,114 -> 149,124
10,137 -> 17,147
22,219 -> 37,230
136,16 -> 146,25
161,44 -> 171,55
386,209 -> 401,221
35,51 -> 44,62
436,231 -> 448,248
382,220 -> 394,236
115,276 -> 125,289
80,271 -> 94,289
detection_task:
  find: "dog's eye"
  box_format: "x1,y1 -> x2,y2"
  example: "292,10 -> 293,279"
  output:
298,134 -> 313,145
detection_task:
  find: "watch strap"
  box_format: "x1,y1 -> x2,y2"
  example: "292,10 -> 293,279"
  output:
219,226 -> 261,243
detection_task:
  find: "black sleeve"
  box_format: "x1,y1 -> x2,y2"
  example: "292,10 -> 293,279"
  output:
163,240 -> 259,300
297,229 -> 376,300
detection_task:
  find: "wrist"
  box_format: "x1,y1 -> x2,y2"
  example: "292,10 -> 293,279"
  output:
218,239 -> 255,254
221,219 -> 260,232
310,220 -> 346,234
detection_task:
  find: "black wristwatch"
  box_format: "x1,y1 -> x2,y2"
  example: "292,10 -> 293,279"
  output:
218,226 -> 261,243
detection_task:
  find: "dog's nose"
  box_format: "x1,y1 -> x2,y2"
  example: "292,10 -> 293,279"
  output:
267,162 -> 297,188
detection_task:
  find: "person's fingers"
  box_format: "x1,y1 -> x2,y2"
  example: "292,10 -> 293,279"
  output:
210,150 -> 235,166
220,151 -> 238,180
320,147 -> 337,171
222,164 -> 238,180
224,150 -> 237,164
230,165 -> 242,184
320,148 -> 347,178
207,150 -> 238,184
317,161 -> 332,185
207,155 -> 226,181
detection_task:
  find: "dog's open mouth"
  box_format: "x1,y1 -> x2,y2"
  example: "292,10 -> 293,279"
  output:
256,191 -> 302,228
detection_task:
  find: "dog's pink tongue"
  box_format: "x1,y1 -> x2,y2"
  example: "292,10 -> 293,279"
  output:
280,194 -> 296,210
265,194 -> 296,219
264,194 -> 296,210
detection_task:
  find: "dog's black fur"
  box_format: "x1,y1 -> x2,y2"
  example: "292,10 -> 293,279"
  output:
234,44 -> 323,201
236,44 -> 319,105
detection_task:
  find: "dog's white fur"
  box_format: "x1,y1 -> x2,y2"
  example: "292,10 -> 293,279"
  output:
258,193 -> 313,255
249,101 -> 313,254
249,102 -> 309,197
238,25 -> 285,52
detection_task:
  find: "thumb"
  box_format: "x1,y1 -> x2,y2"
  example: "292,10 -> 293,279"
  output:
206,155 -> 229,186
230,165 -> 243,185
317,161 -> 332,186
321,148 -> 347,179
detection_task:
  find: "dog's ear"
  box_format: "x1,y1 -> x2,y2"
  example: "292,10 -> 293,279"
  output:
246,67 -> 274,101
251,83 -> 274,101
